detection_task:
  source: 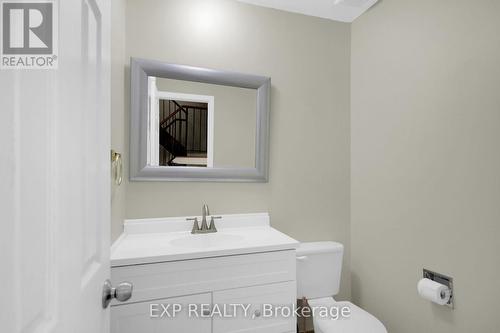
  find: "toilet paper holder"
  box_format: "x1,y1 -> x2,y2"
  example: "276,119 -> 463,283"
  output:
423,269 -> 454,309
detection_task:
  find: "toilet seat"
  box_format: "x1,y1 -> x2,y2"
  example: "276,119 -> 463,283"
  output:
307,297 -> 387,333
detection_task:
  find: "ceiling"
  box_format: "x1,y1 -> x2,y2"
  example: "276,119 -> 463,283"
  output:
236,0 -> 378,22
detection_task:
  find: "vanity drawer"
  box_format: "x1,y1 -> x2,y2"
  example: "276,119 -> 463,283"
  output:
213,281 -> 296,333
111,292 -> 211,333
111,250 -> 296,305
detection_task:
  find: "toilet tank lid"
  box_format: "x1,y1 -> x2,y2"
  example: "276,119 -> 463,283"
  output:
296,241 -> 343,256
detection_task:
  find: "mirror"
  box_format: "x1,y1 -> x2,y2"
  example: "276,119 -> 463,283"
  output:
149,77 -> 257,169
130,58 -> 270,182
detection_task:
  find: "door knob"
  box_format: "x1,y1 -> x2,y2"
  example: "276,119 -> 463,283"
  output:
102,279 -> 133,309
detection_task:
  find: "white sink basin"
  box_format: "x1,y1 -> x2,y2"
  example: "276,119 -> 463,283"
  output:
111,213 -> 299,266
169,233 -> 244,249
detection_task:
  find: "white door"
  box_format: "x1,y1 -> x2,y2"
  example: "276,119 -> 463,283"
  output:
0,0 -> 111,332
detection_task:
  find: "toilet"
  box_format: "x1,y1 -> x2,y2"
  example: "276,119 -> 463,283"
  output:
296,241 -> 387,333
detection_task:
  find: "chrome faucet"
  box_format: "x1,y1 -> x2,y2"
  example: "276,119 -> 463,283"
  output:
201,204 -> 210,231
187,204 -> 221,234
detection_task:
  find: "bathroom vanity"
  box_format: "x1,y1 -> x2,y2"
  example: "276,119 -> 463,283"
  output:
110,213 -> 299,333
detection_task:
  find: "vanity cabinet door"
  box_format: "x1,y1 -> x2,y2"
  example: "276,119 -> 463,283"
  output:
212,281 -> 296,333
111,292 -> 211,333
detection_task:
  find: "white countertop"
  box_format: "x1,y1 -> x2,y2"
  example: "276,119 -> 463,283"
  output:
111,213 -> 299,267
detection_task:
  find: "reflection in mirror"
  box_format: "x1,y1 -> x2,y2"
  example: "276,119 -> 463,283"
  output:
147,76 -> 256,169
158,99 -> 210,167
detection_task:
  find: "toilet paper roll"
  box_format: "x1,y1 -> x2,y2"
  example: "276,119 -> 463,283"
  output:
417,278 -> 451,305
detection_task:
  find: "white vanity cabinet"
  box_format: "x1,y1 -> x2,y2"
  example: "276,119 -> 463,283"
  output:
212,282 -> 296,333
110,250 -> 297,333
111,292 -> 212,333
110,213 -> 299,333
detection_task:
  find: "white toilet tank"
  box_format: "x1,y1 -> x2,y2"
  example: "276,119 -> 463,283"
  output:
296,241 -> 344,299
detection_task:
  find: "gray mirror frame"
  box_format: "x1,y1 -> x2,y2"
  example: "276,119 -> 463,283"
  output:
130,57 -> 271,182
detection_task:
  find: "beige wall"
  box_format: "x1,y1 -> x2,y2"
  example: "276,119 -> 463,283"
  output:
112,0 -> 351,299
351,1 -> 500,332
111,0 -> 127,242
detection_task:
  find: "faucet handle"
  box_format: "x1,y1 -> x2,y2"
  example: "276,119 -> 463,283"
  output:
208,216 -> 222,232
186,217 -> 199,234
